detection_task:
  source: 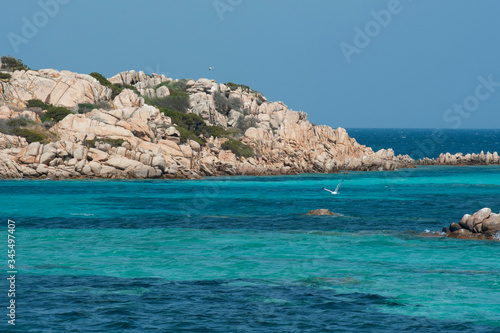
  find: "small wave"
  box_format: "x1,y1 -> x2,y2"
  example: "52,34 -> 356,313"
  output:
422,229 -> 445,235
70,213 -> 95,217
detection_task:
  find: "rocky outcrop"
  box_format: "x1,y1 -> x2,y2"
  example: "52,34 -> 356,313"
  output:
113,89 -> 144,109
0,105 -> 39,122
0,139 -> 200,180
181,79 -> 414,174
306,209 -> 338,216
443,208 -> 500,239
0,133 -> 28,149
418,151 -> 500,166
0,67 -> 417,179
0,69 -> 111,108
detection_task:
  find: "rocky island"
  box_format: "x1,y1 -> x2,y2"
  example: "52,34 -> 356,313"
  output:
0,57 -> 414,179
444,208 -> 500,239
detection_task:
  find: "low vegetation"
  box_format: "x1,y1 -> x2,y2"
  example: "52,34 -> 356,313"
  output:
0,118 -> 35,135
237,116 -> 258,132
145,79 -> 255,157
214,91 -> 243,116
145,90 -> 190,114
0,117 -> 53,143
83,138 -> 127,148
221,139 -> 254,158
89,72 -> 140,98
27,99 -> 72,122
155,79 -> 189,92
160,108 -> 234,145
116,83 -> 140,96
161,108 -> 205,145
0,72 -> 11,80
226,82 -> 252,92
1,56 -> 29,71
146,80 -> 191,114
77,103 -> 100,114
12,128 -> 47,143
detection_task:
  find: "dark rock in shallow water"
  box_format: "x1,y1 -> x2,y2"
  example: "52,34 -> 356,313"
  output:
306,209 -> 337,216
448,228 -> 474,238
446,208 -> 500,240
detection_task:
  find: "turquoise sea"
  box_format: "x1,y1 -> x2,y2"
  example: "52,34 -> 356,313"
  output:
1,130 -> 500,332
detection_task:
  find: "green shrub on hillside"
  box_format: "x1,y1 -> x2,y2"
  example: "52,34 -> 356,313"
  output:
0,118 -> 36,136
1,56 -> 29,71
145,89 -> 190,114
77,103 -> 100,114
226,82 -> 251,92
221,140 -> 254,158
89,72 -> 112,87
12,128 -> 47,143
160,108 -> 233,145
213,91 -> 243,117
155,79 -> 188,92
0,72 -> 11,80
0,120 -> 12,135
90,72 -> 121,98
228,96 -> 243,111
27,99 -> 72,122
6,118 -> 35,128
237,116 -> 258,132
83,138 -> 127,148
205,125 -> 231,138
214,91 -> 229,115
175,126 -> 205,146
161,108 -> 206,144
89,72 -> 140,99
26,99 -> 49,109
116,83 -> 141,96
41,107 -> 72,122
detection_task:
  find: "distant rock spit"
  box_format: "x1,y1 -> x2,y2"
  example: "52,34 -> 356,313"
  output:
418,151 -> 500,166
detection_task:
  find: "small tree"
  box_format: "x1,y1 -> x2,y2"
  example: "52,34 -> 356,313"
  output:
1,56 -> 28,71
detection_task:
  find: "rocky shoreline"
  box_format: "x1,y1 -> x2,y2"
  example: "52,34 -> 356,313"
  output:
0,66 -> 415,180
418,152 -> 500,166
443,208 -> 500,239
1,63 -> 499,180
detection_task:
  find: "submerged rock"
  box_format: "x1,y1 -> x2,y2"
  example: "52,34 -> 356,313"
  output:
306,209 -> 337,216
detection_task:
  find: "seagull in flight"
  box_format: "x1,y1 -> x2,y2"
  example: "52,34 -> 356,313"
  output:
322,180 -> 344,195
209,66 -> 215,71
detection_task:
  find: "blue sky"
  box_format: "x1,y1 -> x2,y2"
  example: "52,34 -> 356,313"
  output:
1,0 -> 499,128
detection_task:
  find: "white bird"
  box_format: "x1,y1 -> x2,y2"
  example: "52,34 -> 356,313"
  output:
322,180 -> 344,195
209,66 -> 214,71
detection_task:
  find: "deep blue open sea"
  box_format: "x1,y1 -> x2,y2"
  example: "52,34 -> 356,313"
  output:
349,128 -> 500,159
1,129 -> 500,332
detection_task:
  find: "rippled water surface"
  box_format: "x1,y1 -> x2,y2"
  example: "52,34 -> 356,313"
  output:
1,164 -> 500,332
